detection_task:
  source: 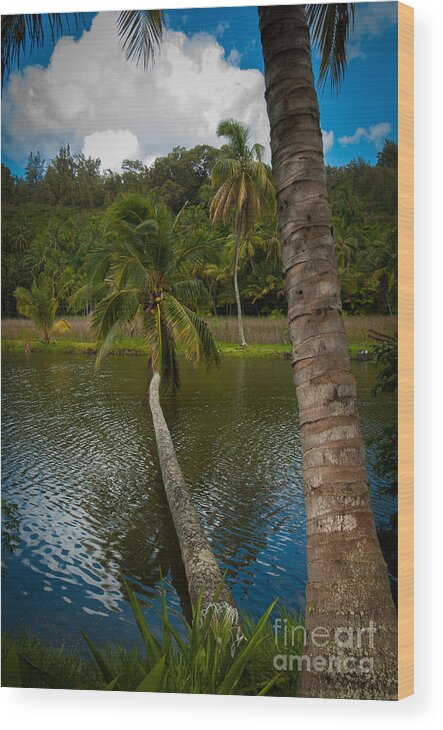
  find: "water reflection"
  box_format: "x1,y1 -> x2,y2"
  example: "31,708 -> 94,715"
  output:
1,353 -> 397,647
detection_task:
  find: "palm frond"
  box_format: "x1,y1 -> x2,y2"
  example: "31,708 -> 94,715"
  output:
13,286 -> 35,320
182,304 -> 220,368
169,279 -> 211,308
174,233 -> 222,270
117,10 -> 163,69
216,119 -> 250,159
143,303 -> 181,394
306,3 -> 355,94
107,194 -> 155,227
211,157 -> 240,188
111,255 -> 151,291
84,245 -> 114,287
69,282 -> 109,313
251,143 -> 265,162
172,201 -> 189,230
91,289 -> 139,368
159,312 -> 181,395
210,178 -> 241,229
1,13 -> 84,87
162,295 -> 220,369
51,318 -> 71,335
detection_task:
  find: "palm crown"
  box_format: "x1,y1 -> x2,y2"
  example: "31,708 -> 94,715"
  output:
79,195 -> 220,392
210,119 -> 274,239
14,274 -> 70,342
14,274 -> 57,339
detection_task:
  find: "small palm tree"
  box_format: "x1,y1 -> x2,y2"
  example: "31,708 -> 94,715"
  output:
13,274 -> 69,342
79,194 -> 233,612
210,120 -> 274,346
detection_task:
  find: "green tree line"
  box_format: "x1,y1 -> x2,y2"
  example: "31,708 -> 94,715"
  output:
1,138 -> 397,318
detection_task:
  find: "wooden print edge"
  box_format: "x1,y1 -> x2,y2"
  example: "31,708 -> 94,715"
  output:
397,0 -> 414,701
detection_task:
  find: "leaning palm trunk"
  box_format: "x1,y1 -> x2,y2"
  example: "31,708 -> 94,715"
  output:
233,234 -> 247,347
149,372 -> 234,613
259,5 -> 398,699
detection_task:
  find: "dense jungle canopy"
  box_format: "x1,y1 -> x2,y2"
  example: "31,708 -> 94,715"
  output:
1,138 -> 397,318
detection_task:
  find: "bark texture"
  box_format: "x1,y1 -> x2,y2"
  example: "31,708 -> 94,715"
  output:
149,372 -> 234,611
234,234 -> 247,347
259,5 -> 398,700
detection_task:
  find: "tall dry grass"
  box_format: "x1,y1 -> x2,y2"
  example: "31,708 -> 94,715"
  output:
342,314 -> 397,345
1,317 -> 92,341
208,314 -> 397,345
2,313 -> 397,346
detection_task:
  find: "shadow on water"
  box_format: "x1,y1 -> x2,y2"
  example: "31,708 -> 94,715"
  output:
1,353 -> 397,648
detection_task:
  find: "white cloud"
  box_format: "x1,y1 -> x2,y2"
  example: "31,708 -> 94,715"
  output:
2,11 -> 270,171
353,2 -> 398,39
347,45 -> 366,62
346,2 -> 397,64
321,129 -> 334,155
215,21 -> 230,36
338,122 -> 391,150
83,129 -> 139,171
143,154 -> 158,169
227,48 -> 241,66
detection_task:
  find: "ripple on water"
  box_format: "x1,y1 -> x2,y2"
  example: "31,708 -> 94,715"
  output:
1,353 -> 397,647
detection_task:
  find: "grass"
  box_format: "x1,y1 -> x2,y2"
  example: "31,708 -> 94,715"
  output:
1,314 -> 397,359
2,579 -> 304,696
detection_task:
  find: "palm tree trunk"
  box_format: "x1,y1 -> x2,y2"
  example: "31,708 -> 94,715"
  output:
211,289 -> 218,317
234,234 -> 247,346
148,371 -> 234,613
259,5 -> 398,699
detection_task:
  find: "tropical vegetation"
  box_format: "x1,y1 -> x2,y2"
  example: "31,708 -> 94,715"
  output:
1,140 -> 397,323
2,579 -> 303,695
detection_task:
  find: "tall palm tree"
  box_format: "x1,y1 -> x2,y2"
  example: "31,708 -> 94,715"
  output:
258,4 -> 398,698
210,120 -> 274,346
79,194 -> 233,613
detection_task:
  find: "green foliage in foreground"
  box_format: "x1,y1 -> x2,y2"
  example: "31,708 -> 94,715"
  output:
2,579 -> 304,695
369,332 -> 398,496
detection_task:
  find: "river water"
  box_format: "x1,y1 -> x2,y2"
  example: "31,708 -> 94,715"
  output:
1,353 -> 397,648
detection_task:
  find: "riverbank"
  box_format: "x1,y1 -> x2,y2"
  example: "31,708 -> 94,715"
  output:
0,337 -> 379,359
1,336 -> 294,358
1,314 -> 396,359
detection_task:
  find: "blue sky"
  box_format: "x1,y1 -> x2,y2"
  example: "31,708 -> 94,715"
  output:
2,3 -> 398,177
